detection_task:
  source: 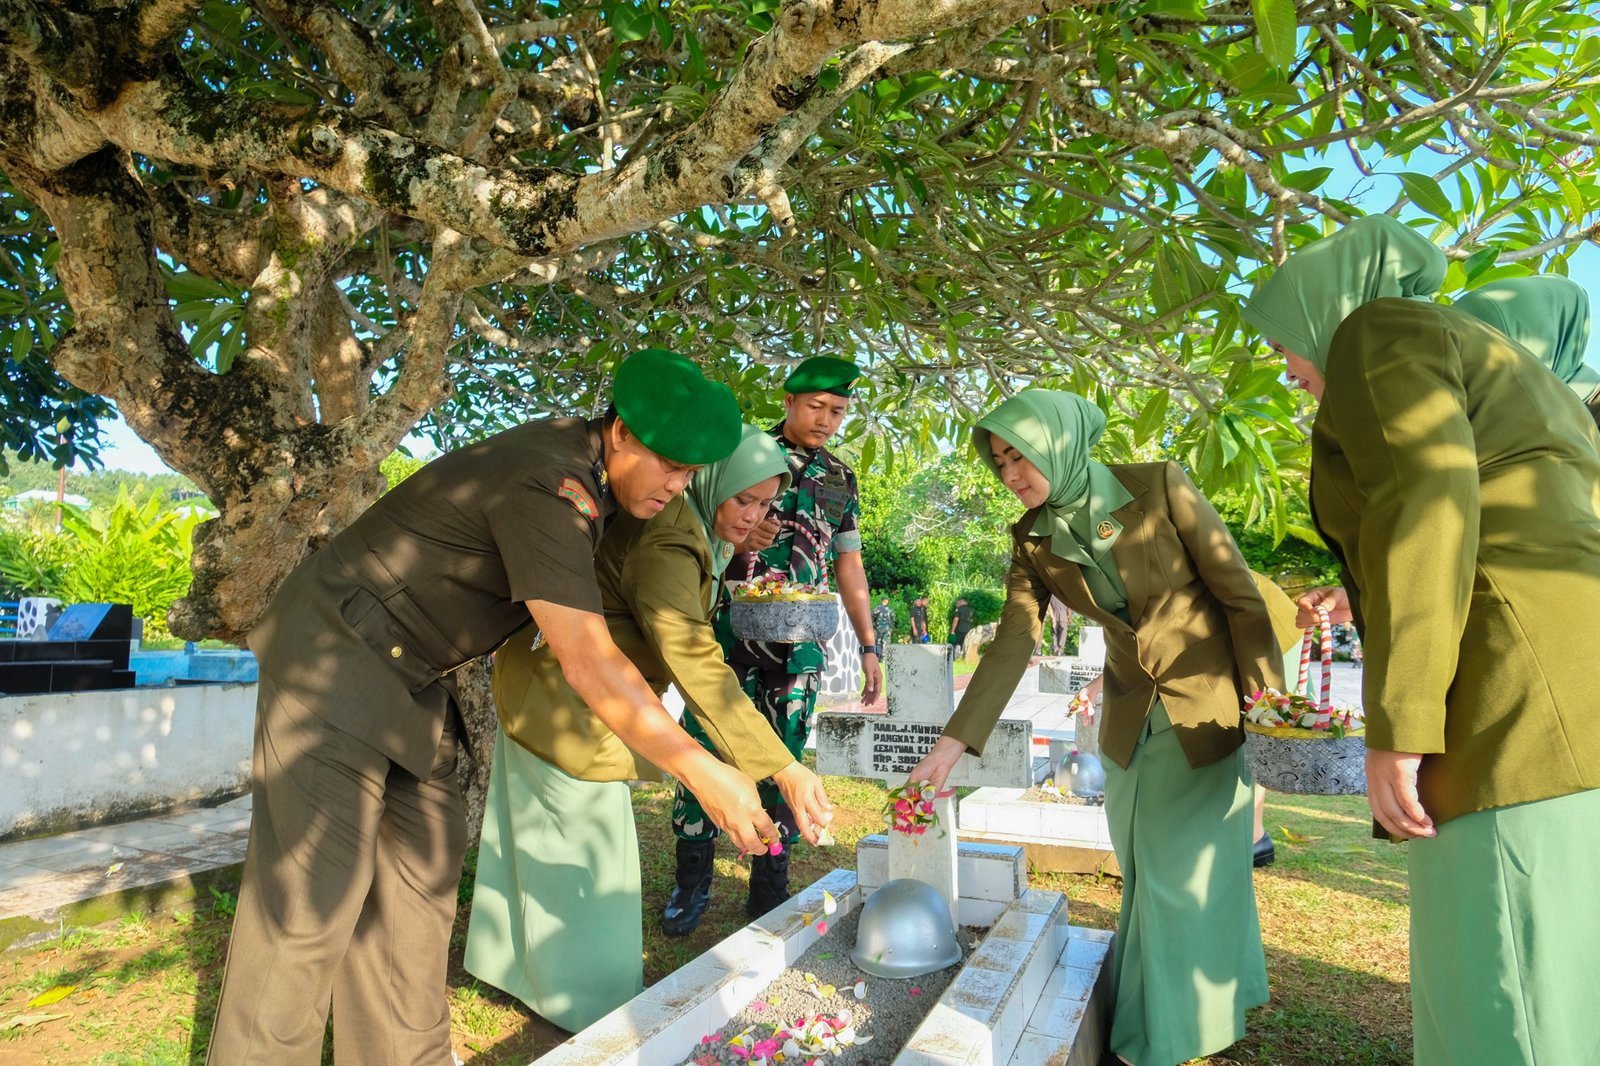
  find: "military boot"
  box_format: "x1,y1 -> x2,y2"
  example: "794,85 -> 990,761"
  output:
746,801 -> 796,919
661,838 -> 716,937
746,847 -> 792,918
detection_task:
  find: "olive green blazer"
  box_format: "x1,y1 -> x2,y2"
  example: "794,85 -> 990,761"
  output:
945,462 -> 1283,770
493,497 -> 797,784
1312,298 -> 1600,825
1252,571 -> 1303,655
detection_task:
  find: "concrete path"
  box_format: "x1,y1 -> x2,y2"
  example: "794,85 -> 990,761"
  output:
0,795 -> 249,949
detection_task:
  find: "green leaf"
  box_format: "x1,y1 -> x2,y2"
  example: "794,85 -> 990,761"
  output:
1396,173 -> 1453,220
1386,120 -> 1443,158
1462,246 -> 1500,282
1133,391 -> 1169,446
1251,0 -> 1298,68
1282,167 -> 1333,192
1151,251 -> 1184,315
1554,175 -> 1588,223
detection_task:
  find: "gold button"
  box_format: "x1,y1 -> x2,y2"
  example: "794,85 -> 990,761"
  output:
1097,521 -> 1115,539
390,646 -> 403,658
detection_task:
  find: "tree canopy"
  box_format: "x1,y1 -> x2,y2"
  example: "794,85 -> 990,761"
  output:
1,0 -> 1596,639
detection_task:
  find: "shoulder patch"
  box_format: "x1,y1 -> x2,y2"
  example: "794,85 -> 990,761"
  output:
558,477 -> 599,520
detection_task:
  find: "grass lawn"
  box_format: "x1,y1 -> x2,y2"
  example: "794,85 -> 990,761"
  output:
0,770 -> 1411,1065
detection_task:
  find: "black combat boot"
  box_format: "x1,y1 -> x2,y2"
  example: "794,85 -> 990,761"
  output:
746,806 -> 795,920
747,847 -> 792,918
661,839 -> 716,937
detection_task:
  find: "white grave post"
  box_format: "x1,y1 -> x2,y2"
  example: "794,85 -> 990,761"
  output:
815,643 -> 1032,930
1039,626 -> 1108,761
1077,624 -> 1107,666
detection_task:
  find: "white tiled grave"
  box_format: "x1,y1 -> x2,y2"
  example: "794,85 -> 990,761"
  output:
532,841 -> 1113,1065
958,659 -> 1119,877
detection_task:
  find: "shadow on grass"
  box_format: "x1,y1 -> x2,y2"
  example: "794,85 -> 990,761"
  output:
1234,948 -> 1411,1066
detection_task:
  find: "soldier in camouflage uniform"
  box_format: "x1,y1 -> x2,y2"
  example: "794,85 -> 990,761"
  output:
663,357 -> 886,934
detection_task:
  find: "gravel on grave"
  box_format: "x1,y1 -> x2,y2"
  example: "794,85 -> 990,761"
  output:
679,908 -> 982,1065
1019,785 -> 1101,806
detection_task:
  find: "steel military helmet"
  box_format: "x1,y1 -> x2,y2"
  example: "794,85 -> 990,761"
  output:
850,879 -> 962,979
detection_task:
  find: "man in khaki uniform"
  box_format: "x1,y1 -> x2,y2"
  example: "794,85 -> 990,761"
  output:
207,349 -> 779,1065
466,425 -> 835,1030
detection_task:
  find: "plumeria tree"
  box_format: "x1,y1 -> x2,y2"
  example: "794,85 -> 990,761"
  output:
1,0 -> 1596,646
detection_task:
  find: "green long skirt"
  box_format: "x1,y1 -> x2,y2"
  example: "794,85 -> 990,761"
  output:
463,729 -> 643,1033
1409,787 -> 1600,1065
1102,703 -> 1268,1066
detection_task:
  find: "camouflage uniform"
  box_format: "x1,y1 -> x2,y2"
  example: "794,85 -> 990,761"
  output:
672,422 -> 861,844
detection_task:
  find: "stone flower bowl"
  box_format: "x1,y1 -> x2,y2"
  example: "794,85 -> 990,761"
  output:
1242,722 -> 1368,796
729,595 -> 841,644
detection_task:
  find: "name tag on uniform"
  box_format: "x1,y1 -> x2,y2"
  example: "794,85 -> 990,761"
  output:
814,477 -> 850,525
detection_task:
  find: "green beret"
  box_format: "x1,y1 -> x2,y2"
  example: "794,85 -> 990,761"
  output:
613,349 -> 742,465
783,356 -> 861,397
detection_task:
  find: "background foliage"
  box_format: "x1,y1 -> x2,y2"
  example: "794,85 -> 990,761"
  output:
0,489 -> 204,644
5,0 -> 1598,526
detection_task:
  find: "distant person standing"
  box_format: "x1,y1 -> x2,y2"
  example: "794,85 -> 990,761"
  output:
948,597 -> 974,650
1047,597 -> 1073,656
872,597 -> 895,647
909,596 -> 930,643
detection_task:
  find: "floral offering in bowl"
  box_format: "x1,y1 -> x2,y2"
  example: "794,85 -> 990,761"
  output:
730,576 -> 841,643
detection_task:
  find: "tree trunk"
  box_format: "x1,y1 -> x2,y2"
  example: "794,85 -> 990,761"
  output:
452,657 -> 499,844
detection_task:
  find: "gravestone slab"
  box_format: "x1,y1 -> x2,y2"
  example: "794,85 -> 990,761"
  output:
816,644 -> 1032,930
48,603 -> 133,643
1037,657 -> 1102,698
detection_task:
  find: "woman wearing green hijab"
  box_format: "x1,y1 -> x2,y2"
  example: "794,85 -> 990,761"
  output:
464,425 -> 835,1032
912,390 -> 1282,1066
1244,214 -> 1600,1066
1454,275 -> 1600,424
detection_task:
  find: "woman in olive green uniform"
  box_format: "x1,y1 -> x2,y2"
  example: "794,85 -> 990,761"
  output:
1243,214 -> 1600,1066
464,426 -> 833,1032
1454,275 -> 1598,424
910,391 -> 1281,1066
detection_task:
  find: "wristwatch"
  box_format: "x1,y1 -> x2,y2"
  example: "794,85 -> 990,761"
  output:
860,643 -> 882,658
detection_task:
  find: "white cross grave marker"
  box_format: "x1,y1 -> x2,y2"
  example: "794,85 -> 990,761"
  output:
815,643 -> 1032,930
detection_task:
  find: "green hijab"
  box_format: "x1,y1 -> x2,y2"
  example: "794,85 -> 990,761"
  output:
1454,276 -> 1596,396
1241,214 -> 1448,372
684,424 -> 791,608
972,390 -> 1106,561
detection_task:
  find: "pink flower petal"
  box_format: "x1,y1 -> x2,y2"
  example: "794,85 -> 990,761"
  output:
815,920 -> 829,935
909,986 -> 923,996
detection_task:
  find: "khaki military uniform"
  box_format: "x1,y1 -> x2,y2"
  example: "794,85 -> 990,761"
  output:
1312,300 -> 1600,824
1311,299 -> 1600,1066
673,424 -> 861,844
492,495 -> 798,783
941,460 -> 1279,1066
945,462 -> 1282,770
208,418 -> 614,1066
463,497 -> 795,1031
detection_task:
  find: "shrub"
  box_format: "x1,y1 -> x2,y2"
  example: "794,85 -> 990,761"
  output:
4,489 -> 203,643
0,520 -> 70,598
56,490 -> 202,643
